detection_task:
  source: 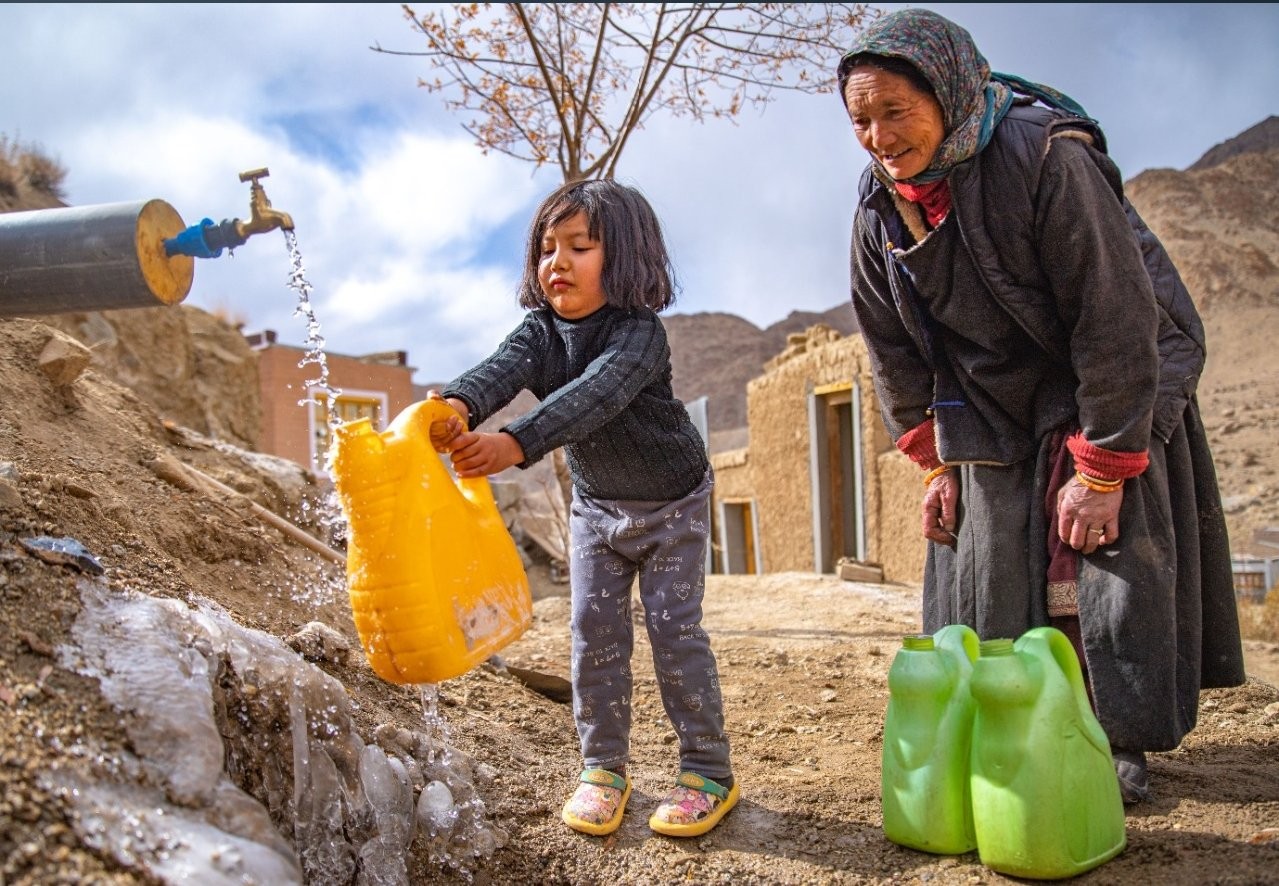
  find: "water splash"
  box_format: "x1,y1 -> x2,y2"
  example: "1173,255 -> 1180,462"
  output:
412,684 -> 508,878
417,685 -> 457,769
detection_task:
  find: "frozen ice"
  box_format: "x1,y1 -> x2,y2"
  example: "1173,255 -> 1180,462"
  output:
49,772 -> 302,885
354,744 -> 415,885
60,581 -> 225,806
417,780 -> 457,835
55,575 -> 505,885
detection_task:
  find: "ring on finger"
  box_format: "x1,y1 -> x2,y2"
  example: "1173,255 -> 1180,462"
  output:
1087,528 -> 1104,535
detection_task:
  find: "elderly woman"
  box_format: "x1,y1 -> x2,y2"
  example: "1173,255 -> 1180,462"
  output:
839,8 -> 1244,803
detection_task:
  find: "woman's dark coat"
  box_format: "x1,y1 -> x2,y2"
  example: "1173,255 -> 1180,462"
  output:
851,104 -> 1245,751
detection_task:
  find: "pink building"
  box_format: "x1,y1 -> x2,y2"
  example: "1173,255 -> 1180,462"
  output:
245,330 -> 417,471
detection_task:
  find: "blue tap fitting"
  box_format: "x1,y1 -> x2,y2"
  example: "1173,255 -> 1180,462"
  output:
163,218 -> 249,259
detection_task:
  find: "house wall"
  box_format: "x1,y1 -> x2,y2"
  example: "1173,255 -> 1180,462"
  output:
710,448 -> 751,500
717,328 -> 926,584
256,345 -> 417,468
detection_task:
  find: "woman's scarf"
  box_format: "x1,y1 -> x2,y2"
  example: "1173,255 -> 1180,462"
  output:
837,8 -> 1094,186
894,179 -> 952,227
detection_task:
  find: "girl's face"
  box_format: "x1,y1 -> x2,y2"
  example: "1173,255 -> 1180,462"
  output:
538,209 -> 607,320
843,66 -> 945,181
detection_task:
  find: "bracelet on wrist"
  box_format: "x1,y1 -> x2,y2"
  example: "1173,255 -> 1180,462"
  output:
923,465 -> 951,487
1075,470 -> 1122,493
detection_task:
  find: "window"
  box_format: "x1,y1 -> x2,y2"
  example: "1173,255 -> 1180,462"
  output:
309,390 -> 387,470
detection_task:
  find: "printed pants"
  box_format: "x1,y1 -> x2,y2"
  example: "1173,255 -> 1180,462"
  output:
568,470 -> 731,780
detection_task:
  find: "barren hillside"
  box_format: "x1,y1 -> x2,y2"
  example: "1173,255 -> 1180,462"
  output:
665,305 -> 858,434
1126,140 -> 1279,553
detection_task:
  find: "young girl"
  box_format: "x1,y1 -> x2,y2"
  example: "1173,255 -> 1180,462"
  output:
428,179 -> 737,838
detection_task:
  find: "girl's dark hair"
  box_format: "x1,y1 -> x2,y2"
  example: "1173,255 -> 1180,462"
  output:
838,52 -> 936,106
518,179 -> 677,312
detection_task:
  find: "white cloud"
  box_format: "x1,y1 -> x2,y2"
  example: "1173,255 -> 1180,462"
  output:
348,133 -> 541,252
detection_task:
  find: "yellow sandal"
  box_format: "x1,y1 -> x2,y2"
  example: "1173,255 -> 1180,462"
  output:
562,768 -> 631,836
649,771 -> 739,837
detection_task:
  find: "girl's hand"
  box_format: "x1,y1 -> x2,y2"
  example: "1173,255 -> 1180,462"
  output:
922,470 -> 959,548
449,431 -> 525,478
425,390 -> 469,452
1056,476 -> 1123,555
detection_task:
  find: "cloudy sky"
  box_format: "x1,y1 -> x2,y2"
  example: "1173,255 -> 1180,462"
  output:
3,3 -> 1276,384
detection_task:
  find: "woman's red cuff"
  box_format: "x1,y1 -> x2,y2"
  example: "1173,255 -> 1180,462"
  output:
897,419 -> 943,470
1067,431 -> 1148,481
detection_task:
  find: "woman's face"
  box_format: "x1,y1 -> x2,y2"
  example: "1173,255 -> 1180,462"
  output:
843,66 -> 946,181
538,210 -> 607,320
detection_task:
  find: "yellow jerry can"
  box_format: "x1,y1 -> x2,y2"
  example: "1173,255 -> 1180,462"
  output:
331,398 -> 532,684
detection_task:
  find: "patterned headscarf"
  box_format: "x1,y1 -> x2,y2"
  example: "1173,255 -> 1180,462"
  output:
837,8 -> 1093,184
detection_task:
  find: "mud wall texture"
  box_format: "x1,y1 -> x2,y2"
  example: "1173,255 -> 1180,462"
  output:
710,448 -> 751,501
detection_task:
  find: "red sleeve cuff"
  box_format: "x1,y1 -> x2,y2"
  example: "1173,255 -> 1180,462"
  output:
1067,431 -> 1149,481
897,419 -> 943,470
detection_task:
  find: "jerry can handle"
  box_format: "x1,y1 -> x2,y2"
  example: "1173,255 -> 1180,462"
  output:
406,398 -> 502,509
1019,626 -> 1112,754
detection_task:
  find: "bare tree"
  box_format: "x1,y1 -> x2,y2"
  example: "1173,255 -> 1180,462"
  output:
376,2 -> 876,182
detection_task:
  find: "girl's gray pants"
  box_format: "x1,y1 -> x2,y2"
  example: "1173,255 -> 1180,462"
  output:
568,470 -> 731,781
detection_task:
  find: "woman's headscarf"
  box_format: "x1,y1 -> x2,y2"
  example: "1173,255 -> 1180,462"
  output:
837,8 -> 1093,185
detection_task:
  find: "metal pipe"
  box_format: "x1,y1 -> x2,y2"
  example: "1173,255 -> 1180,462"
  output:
0,199 -> 195,317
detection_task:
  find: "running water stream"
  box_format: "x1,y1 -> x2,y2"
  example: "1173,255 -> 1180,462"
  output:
283,231 -> 348,603
284,230 -> 342,429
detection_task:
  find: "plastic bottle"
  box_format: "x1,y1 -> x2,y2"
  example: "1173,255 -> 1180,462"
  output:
968,627 -> 1126,879
331,398 -> 532,685
881,623 -> 981,854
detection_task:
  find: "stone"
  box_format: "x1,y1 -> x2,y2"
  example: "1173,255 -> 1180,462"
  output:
37,333 -> 92,387
836,558 -> 884,584
285,621 -> 352,666
18,536 -> 104,575
0,478 -> 22,510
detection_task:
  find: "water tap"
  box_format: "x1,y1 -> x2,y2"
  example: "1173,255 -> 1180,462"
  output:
164,167 -> 295,259
234,168 -> 295,238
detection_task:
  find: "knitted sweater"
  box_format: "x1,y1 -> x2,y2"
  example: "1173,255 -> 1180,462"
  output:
442,305 -> 708,501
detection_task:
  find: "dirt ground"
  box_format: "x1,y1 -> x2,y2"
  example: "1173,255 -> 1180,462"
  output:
1,316 -> 1278,885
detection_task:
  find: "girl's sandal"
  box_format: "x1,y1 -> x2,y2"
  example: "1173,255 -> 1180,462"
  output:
562,768 -> 631,836
648,771 -> 740,837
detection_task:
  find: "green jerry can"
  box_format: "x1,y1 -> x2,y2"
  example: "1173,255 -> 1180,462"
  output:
968,627 -> 1126,879
881,623 -> 981,854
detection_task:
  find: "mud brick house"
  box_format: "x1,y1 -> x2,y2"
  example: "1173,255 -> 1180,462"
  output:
710,325 -> 926,584
714,323 -> 1278,602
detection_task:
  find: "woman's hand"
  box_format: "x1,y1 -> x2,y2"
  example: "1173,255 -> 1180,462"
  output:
922,470 -> 959,548
449,431 -> 525,478
425,390 -> 469,453
1056,476 -> 1123,554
